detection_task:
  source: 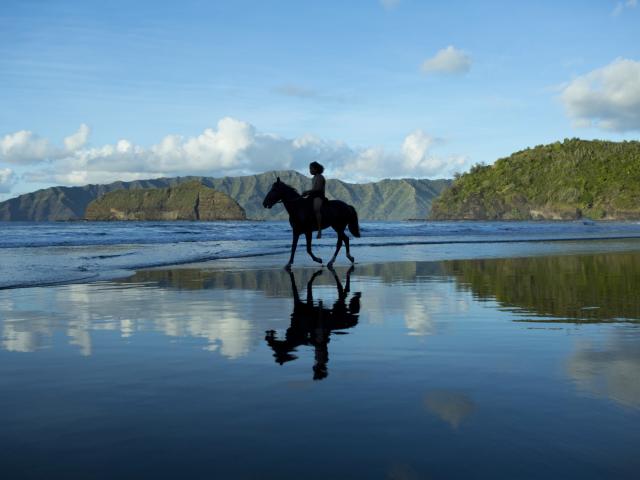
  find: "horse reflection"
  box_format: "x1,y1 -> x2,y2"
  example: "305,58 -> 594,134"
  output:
265,266 -> 361,380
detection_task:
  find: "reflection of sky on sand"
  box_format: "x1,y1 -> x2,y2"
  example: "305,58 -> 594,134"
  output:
424,390 -> 476,429
354,278 -> 470,337
1,256 -> 639,413
567,328 -> 640,408
2,257 -> 640,478
1,282 -> 288,359
0,265 -> 474,358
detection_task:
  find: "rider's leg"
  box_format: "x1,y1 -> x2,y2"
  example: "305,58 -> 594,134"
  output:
314,197 -> 322,239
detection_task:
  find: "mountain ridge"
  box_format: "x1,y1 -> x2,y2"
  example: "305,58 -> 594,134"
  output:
0,170 -> 451,221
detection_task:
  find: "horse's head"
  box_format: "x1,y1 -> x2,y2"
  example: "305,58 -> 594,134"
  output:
263,177 -> 284,209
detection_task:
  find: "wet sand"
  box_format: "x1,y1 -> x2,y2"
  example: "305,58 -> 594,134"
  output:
1,240 -> 640,479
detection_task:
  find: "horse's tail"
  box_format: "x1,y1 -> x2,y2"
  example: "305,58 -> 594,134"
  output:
347,206 -> 361,237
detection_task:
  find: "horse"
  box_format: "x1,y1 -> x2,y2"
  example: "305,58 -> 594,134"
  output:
262,177 -> 360,269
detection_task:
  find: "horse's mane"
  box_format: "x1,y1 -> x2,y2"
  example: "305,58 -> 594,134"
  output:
278,181 -> 300,197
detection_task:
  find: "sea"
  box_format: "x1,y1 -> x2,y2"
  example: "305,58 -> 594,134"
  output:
3,220 -> 640,289
2,220 -> 640,478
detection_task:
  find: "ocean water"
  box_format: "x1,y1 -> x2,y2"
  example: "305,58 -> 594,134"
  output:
2,220 -> 640,289
1,255 -> 639,478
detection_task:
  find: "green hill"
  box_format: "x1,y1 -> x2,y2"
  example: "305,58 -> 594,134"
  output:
85,181 -> 245,221
0,171 -> 450,221
431,139 -> 640,220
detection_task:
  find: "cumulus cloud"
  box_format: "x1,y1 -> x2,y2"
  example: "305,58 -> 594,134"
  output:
1,130 -> 57,165
335,130 -> 468,181
560,58 -> 640,131
7,117 -> 467,187
612,0 -> 637,16
0,124 -> 90,164
0,168 -> 15,193
422,46 -> 471,75
63,123 -> 90,151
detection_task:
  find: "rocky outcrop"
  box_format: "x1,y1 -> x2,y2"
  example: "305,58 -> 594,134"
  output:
84,181 -> 245,221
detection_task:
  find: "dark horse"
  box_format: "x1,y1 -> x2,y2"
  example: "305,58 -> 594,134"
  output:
265,267 -> 361,380
262,177 -> 360,268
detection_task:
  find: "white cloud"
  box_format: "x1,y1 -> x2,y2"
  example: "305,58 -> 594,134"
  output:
63,123 -> 90,151
334,130 -> 469,181
0,124 -> 90,164
9,117 -> 467,187
612,0 -> 637,16
560,58 -> 640,131
422,46 -> 471,75
380,0 -> 400,10
0,168 -> 15,193
0,130 -> 57,165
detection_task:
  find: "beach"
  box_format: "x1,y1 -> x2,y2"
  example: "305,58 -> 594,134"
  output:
1,224 -> 640,479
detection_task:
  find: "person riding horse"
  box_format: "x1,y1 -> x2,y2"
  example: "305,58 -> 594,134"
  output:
262,173 -> 360,269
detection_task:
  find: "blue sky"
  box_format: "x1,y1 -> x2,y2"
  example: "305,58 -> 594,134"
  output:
1,0 -> 639,198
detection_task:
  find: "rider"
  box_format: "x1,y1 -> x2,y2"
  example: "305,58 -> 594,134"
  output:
302,161 -> 326,239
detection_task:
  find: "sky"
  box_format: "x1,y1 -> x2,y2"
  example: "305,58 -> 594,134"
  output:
1,0 -> 639,199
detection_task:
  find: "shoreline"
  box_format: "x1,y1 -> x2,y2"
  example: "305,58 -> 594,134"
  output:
2,235 -> 640,290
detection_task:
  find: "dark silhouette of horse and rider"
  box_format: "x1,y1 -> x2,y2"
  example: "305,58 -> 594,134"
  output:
262,162 -> 360,269
265,266 -> 361,380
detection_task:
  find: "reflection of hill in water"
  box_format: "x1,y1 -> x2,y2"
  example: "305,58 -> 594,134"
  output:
122,262 -> 445,295
442,252 -> 640,322
126,252 -> 640,322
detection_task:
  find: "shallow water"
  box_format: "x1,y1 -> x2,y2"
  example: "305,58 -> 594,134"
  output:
3,220 -> 640,288
1,251 -> 639,478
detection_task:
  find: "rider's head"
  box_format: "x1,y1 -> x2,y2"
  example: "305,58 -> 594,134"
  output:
309,161 -> 324,175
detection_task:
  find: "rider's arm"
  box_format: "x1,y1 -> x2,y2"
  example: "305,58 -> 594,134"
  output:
302,175 -> 322,196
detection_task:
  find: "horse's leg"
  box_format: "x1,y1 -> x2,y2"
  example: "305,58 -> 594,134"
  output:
327,227 -> 344,269
286,232 -> 300,269
305,231 -> 323,264
343,232 -> 354,263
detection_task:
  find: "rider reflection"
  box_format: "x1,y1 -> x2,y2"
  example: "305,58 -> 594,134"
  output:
265,266 -> 361,380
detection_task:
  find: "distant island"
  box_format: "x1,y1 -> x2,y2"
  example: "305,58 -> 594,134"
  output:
0,170 -> 450,221
431,139 -> 640,220
85,181 -> 246,221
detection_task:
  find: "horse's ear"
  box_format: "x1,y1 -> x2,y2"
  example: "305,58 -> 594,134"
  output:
276,176 -> 280,183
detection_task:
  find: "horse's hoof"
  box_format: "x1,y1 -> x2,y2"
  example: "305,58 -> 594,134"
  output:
315,258 -> 323,264
284,263 -> 292,270
327,261 -> 334,269
348,256 -> 355,264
